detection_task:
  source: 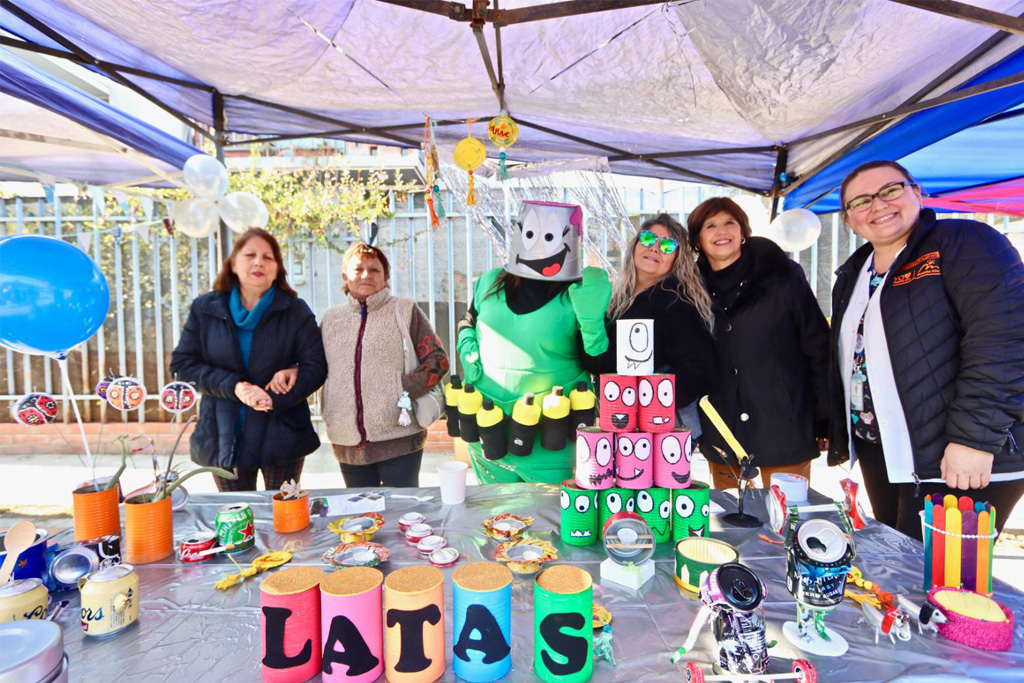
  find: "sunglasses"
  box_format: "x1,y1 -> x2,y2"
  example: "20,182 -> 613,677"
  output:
638,230 -> 679,255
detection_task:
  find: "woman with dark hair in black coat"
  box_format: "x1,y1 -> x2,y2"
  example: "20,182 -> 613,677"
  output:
690,197 -> 830,489
171,228 -> 327,491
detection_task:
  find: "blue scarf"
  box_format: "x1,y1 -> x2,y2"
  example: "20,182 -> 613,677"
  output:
229,285 -> 276,370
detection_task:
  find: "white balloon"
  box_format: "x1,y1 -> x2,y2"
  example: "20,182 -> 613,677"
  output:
172,198 -> 220,238
219,191 -> 270,233
182,154 -> 229,199
767,209 -> 822,252
732,195 -> 771,236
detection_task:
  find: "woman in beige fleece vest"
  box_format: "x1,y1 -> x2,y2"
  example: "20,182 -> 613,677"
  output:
320,243 -> 449,487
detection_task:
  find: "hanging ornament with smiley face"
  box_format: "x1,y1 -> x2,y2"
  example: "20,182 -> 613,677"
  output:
598,488 -> 634,532
654,429 -> 694,489
106,376 -> 146,411
505,201 -> 582,281
616,319 -> 654,375
672,482 -> 711,542
560,480 -> 598,546
12,392 -> 59,427
454,121 -> 487,206
634,488 -> 673,544
159,380 -> 196,414
599,375 -> 637,431
615,432 -> 654,489
575,428 -> 614,490
639,374 -> 675,432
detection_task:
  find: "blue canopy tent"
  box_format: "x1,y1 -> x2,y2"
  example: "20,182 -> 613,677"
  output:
0,48 -> 202,186
1,0 -> 1022,207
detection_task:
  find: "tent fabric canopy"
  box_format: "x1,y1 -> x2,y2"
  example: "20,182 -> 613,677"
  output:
0,48 -> 203,186
924,178 -> 1024,216
2,0 -> 1023,204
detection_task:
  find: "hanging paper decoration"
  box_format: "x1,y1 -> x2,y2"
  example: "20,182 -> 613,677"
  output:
11,392 -> 59,427
106,376 -> 147,411
487,112 -> 519,181
95,374 -> 119,399
422,117 -> 446,228
454,122 -> 486,206
160,381 -> 196,414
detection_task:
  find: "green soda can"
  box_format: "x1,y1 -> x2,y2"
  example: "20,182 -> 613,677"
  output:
216,503 -> 255,553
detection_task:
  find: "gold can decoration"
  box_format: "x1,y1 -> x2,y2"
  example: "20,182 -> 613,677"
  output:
323,541 -> 391,568
454,122 -> 487,206
487,112 -> 519,180
482,513 -> 533,541
79,564 -> 139,636
328,512 -> 385,543
0,578 -> 49,623
493,537 -> 557,575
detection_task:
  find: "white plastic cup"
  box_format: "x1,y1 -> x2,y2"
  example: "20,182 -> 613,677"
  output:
437,461 -> 469,505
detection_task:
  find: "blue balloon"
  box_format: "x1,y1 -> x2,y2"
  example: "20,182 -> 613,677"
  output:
0,235 -> 110,359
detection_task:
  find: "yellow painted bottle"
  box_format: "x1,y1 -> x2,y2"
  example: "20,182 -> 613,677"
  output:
477,398 -> 507,460
541,386 -> 572,451
569,380 -> 597,430
457,383 -> 483,443
444,375 -> 463,437
508,394 -> 541,457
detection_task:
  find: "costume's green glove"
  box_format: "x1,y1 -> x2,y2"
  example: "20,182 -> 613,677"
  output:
456,326 -> 485,384
568,266 -> 612,355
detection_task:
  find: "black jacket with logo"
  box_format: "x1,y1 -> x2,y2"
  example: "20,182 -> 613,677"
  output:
828,210 -> 1024,478
170,290 -> 327,470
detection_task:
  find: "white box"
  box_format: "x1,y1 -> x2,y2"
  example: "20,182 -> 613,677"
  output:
600,557 -> 655,590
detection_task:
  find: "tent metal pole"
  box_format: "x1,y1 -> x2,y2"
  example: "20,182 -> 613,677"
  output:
220,120 -> 466,147
472,26 -> 506,111
782,21 -> 1019,196
3,1 -> 215,143
607,144 -> 777,162
0,37 -> 214,91
375,0 -> 668,26
516,118 -> 768,194
887,0 -> 1024,36
769,145 -> 788,219
213,91 -> 230,263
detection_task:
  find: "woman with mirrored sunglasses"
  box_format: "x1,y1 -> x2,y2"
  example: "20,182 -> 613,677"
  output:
690,197 -> 830,491
591,213 -> 717,438
830,160 -> 1024,540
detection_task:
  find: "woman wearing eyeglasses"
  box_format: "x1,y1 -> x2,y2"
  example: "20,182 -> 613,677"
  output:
690,198 -> 830,490
602,214 -> 718,438
831,160 -> 1024,539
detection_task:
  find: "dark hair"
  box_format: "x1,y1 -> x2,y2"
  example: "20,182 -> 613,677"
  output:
685,197 -> 752,252
341,243 -> 391,294
213,228 -> 297,297
839,160 -> 916,215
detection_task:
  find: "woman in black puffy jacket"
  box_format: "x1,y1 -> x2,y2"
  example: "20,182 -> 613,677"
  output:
171,228 -> 327,491
830,160 -> 1024,539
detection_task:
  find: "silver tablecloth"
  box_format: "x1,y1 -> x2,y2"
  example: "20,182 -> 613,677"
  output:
56,484 -> 1023,682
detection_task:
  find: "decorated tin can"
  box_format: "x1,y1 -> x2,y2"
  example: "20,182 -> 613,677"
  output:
405,523 -> 434,544
179,533 -> 217,563
0,578 -> 49,622
216,503 -> 255,553
398,512 -> 426,533
79,564 -> 139,636
48,546 -> 99,592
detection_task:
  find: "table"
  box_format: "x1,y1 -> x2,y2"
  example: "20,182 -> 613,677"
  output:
56,484 -> 1023,681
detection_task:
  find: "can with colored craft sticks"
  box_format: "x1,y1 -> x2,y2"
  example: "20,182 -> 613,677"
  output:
452,562 -> 513,682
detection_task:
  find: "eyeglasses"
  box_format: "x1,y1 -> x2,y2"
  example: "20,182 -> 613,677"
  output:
638,230 -> 679,254
845,181 -> 917,213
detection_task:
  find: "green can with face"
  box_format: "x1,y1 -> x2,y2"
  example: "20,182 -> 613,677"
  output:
633,488 -> 673,546
597,488 -> 634,532
560,480 -> 598,546
672,480 -> 710,542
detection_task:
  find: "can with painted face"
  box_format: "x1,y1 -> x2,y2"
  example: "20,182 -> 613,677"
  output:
216,503 -> 255,553
79,564 -> 139,636
0,578 -> 50,622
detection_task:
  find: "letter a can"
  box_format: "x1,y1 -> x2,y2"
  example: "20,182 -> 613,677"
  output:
216,503 -> 255,553
452,562 -> 513,682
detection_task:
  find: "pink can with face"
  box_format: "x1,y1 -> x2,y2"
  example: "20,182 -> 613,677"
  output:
575,428 -> 615,490
653,429 -> 694,488
599,375 -> 637,432
638,374 -> 676,432
615,432 -> 654,489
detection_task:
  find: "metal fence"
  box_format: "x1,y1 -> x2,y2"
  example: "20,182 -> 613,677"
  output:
2,190 -> 1020,423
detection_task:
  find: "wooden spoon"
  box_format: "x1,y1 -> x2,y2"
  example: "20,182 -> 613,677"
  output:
0,520 -> 37,584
